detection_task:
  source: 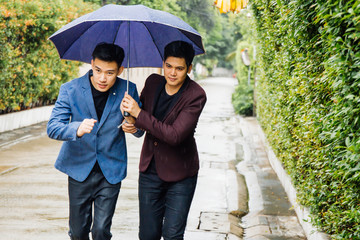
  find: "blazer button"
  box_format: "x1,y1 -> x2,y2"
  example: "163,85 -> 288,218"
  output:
154,141 -> 158,146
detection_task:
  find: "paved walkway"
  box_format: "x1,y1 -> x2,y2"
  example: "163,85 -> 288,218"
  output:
237,117 -> 307,240
0,77 -> 307,240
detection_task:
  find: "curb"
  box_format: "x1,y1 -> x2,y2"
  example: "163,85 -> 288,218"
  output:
255,119 -> 331,240
0,105 -> 53,133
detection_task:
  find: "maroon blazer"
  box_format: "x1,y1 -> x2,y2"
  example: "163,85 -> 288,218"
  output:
134,73 -> 207,182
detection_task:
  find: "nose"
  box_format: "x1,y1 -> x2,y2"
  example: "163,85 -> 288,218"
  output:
99,74 -> 106,82
170,68 -> 176,76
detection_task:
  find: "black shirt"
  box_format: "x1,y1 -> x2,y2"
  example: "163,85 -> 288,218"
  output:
146,78 -> 189,174
89,71 -> 109,121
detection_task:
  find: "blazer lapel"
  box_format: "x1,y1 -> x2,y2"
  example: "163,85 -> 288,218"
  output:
98,78 -> 122,129
81,72 -> 98,120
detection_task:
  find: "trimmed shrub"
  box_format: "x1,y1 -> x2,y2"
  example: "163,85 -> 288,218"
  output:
252,0 -> 360,238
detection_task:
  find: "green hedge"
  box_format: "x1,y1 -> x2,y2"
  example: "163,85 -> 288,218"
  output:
0,0 -> 97,113
252,0 -> 360,238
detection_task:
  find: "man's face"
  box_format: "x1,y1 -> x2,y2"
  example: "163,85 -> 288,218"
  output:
163,56 -> 192,93
90,58 -> 124,92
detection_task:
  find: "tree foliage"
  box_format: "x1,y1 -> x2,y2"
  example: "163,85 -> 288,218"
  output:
0,0 -> 97,113
0,0 -> 241,113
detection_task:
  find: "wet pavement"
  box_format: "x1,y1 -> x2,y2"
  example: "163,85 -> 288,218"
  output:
0,77 -> 306,240
237,117 -> 306,240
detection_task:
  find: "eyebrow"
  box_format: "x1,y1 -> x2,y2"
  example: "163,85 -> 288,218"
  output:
165,63 -> 185,69
94,66 -> 116,72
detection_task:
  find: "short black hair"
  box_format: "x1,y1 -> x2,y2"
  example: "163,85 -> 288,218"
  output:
92,43 -> 125,68
164,41 -> 195,68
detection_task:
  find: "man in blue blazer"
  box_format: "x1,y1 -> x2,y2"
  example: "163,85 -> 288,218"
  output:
47,43 -> 141,240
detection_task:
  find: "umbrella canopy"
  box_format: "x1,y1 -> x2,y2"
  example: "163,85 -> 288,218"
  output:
49,4 -> 205,68
214,0 -> 248,13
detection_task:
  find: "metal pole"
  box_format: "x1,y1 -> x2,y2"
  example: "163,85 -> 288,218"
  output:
127,21 -> 130,93
123,21 -> 130,117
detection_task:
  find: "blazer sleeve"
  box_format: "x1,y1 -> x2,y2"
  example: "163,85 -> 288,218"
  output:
134,86 -> 206,146
47,84 -> 82,141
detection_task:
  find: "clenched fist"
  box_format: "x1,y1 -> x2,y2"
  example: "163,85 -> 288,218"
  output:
77,119 -> 97,137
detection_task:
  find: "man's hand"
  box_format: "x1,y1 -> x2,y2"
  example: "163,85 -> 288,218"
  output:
121,92 -> 141,118
77,119 -> 97,137
120,119 -> 138,134
124,116 -> 135,124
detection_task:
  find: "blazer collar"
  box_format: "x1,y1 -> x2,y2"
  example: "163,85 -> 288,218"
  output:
151,75 -> 190,116
81,70 -> 121,129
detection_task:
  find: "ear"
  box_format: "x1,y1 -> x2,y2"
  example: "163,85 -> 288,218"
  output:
91,59 -> 94,68
187,64 -> 193,74
117,66 -> 125,76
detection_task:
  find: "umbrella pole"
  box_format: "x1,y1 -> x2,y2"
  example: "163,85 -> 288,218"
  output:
124,21 -> 130,117
127,21 -> 130,93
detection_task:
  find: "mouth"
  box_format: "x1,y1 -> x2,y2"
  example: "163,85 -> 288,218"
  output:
98,83 -> 108,89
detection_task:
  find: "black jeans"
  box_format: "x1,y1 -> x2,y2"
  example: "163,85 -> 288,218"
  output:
138,172 -> 197,240
68,163 -> 121,240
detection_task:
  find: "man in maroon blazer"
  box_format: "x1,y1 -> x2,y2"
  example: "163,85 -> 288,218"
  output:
120,41 -> 206,240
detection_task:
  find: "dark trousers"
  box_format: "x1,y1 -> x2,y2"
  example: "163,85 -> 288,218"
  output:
138,172 -> 197,240
68,163 -> 121,240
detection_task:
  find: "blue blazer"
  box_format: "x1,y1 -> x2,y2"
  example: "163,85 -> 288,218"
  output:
47,70 -> 141,184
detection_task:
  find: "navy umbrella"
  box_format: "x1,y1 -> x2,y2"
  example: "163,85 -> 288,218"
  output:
49,4 -> 205,117
49,4 -> 205,68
